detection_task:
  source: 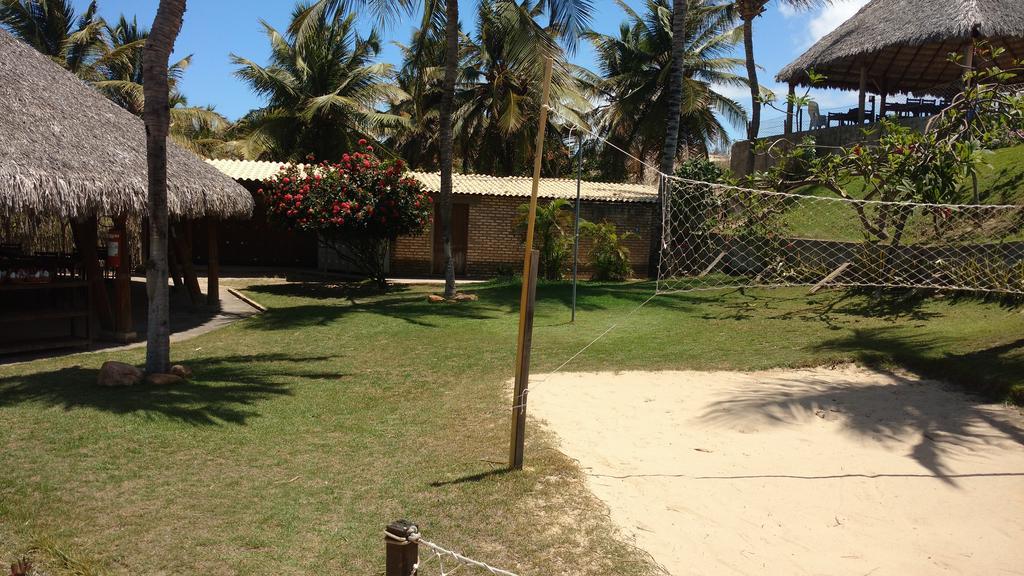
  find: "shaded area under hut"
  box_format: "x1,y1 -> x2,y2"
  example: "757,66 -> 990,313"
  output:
0,28 -> 253,356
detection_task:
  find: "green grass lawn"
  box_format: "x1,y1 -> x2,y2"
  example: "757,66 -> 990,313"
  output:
1,280 -> 1022,575
781,143 -> 1024,242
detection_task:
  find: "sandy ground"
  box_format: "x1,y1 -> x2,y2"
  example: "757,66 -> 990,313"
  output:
530,366 -> 1024,576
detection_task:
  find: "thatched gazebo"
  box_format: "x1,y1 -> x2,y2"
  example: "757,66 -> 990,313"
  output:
776,0 -> 1024,129
0,28 -> 253,352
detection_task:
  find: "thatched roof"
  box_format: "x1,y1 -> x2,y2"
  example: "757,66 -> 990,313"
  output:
0,29 -> 253,221
776,0 -> 1024,93
208,159 -> 660,204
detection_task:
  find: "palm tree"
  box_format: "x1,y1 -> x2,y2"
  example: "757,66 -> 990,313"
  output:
94,15 -> 231,155
588,0 -> 750,181
659,0 -> 689,179
276,0 -> 591,297
230,5 -> 408,161
388,27 -> 450,170
142,0 -> 187,374
737,0 -> 829,175
454,0 -> 591,176
0,0 -> 106,78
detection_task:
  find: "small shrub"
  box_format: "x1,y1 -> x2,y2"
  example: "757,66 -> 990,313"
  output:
515,199 -> 578,280
582,221 -> 635,281
675,157 -> 725,183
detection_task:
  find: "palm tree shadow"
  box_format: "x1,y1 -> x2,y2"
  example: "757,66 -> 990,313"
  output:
0,353 -> 345,425
700,370 -> 1024,487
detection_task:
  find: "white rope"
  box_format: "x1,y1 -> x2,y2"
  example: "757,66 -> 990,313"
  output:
385,530 -> 521,576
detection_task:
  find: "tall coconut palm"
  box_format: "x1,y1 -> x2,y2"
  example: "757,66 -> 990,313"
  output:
142,0 -> 187,374
737,0 -> 829,175
94,15 -> 230,155
284,0 -> 591,297
0,0 -> 106,77
455,0 -> 591,176
589,0 -> 750,181
231,5 -> 407,161
659,0 -> 689,179
388,27 -> 451,170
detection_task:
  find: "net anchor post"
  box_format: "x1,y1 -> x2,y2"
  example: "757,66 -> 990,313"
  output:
385,520 -> 419,576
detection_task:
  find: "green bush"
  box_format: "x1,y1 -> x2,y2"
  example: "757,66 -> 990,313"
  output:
675,157 -> 725,183
515,199 -> 578,280
582,221 -> 635,281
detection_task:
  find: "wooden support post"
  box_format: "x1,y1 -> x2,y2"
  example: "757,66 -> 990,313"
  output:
385,520 -> 419,576
511,249 -> 540,470
207,218 -> 220,306
71,217 -> 114,331
785,83 -> 796,135
171,221 -> 203,305
167,233 -> 185,292
113,215 -> 135,338
510,57 -> 553,471
879,90 -> 888,119
858,66 -> 868,124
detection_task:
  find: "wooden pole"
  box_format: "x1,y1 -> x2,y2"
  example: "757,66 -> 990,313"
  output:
171,221 -> 203,305
113,215 -> 134,337
207,218 -> 220,306
858,65 -> 868,124
785,83 -> 795,135
385,520 -> 419,576
510,57 -> 553,470
511,249 -> 540,470
71,217 -> 114,331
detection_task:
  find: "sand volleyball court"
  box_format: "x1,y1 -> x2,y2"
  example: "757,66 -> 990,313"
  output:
531,366 -> 1024,575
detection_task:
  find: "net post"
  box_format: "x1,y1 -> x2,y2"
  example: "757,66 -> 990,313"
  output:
385,520 -> 419,576
511,249 -> 540,470
510,57 -> 553,470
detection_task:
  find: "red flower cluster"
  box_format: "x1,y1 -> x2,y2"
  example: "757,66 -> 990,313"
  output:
259,142 -> 432,239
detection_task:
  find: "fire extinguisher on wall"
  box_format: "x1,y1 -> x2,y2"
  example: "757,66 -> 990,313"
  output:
107,230 -> 121,269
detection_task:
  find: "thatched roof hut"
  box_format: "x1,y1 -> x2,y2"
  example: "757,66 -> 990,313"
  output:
776,0 -> 1024,93
0,28 -> 253,222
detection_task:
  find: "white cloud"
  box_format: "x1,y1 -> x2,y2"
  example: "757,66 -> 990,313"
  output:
807,0 -> 870,43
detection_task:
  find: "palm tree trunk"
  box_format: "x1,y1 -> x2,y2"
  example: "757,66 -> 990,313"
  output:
142,0 -> 187,374
742,11 -> 760,177
658,0 -> 688,178
653,0 -> 688,279
438,0 -> 459,299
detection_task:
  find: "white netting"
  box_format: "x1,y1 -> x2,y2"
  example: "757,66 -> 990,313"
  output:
657,176 -> 1024,294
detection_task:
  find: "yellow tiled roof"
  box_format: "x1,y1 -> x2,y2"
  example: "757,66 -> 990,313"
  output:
207,159 -> 659,204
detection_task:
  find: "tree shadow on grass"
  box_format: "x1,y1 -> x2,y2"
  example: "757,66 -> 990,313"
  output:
700,369 -> 1024,487
0,353 -> 344,425
813,327 -> 1024,401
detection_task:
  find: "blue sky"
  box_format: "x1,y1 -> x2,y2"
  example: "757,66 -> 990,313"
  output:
70,0 -> 870,139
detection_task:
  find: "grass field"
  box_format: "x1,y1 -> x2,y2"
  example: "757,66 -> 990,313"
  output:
1,280 -> 1022,575
782,143 -> 1024,242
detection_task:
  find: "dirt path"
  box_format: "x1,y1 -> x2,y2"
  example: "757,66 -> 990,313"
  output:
531,366 -> 1024,575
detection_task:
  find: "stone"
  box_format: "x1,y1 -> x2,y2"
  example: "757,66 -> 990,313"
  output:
427,294 -> 445,303
97,361 -> 143,387
453,293 -> 479,302
170,364 -> 193,379
145,373 -> 185,386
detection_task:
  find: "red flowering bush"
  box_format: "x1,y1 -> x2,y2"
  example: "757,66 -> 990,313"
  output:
260,141 -> 431,288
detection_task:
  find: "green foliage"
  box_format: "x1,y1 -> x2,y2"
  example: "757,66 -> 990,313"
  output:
230,8 -> 406,161
752,45 -> 1024,248
581,221 -> 635,281
587,0 -> 750,180
675,157 -> 726,183
515,198 -> 578,280
262,142 -> 430,288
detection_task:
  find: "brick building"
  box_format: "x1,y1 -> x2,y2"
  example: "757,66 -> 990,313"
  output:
208,160 -> 659,278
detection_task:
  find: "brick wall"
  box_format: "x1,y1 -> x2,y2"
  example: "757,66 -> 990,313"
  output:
391,193 -> 657,279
